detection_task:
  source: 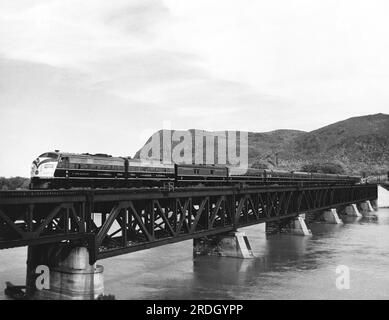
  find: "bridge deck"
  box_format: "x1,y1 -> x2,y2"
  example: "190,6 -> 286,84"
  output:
0,184 -> 377,262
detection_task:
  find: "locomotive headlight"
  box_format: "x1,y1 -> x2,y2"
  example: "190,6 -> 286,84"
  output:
35,170 -> 39,175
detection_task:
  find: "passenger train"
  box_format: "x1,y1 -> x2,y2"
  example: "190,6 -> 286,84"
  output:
30,151 -> 362,189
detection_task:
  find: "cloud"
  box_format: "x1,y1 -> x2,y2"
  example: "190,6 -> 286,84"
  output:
0,57 -> 159,176
0,0 -> 171,68
88,50 -> 207,101
104,0 -> 171,36
1,0 -> 389,176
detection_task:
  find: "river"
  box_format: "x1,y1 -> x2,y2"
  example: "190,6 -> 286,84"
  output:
1,209 -> 388,300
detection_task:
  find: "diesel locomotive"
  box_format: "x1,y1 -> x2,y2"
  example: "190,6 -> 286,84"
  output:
30,151 -> 361,189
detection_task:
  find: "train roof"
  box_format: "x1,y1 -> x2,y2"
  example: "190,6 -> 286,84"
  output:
40,151 -> 175,167
40,151 -> 121,159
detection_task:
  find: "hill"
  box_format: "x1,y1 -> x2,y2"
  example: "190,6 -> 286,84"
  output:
134,129 -> 305,165
135,113 -> 389,175
282,113 -> 389,174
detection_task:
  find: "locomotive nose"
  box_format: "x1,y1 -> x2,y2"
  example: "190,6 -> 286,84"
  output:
31,158 -> 40,176
31,165 -> 37,176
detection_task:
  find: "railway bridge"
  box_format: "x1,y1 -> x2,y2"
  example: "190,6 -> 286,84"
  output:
0,184 -> 378,299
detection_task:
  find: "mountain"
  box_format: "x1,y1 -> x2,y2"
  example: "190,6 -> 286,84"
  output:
135,113 -> 389,175
282,113 -> 389,174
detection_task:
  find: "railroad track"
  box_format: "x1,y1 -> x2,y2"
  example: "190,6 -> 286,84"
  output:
0,183 -> 372,199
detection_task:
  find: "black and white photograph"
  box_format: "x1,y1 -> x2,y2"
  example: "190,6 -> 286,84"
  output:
0,0 -> 388,308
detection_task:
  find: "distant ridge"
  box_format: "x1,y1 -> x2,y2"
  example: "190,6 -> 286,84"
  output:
135,113 -> 389,175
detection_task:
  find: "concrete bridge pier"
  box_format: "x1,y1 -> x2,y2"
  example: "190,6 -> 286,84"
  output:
26,244 -> 104,300
322,209 -> 343,224
343,204 -> 362,217
370,199 -> 378,211
359,201 -> 375,215
266,215 -> 312,236
193,231 -> 255,259
290,215 -> 313,236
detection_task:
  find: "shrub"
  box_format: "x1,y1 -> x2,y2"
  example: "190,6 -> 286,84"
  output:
250,161 -> 269,170
0,177 -> 30,190
301,162 -> 345,174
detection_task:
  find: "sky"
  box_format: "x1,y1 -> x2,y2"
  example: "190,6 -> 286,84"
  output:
1,0 -> 389,177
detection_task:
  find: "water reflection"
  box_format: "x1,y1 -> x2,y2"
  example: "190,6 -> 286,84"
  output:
193,256 -> 255,286
308,222 -> 344,236
359,214 -> 379,223
341,216 -> 363,224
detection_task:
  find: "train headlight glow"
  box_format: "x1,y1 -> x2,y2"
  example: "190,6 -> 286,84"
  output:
35,170 -> 39,175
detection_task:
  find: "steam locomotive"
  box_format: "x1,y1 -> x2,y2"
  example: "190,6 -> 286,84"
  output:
30,151 -> 361,189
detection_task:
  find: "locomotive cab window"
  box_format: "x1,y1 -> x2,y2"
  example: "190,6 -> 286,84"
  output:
39,153 -> 59,159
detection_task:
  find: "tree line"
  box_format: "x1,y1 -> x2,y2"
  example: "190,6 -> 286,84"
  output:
0,177 -> 30,190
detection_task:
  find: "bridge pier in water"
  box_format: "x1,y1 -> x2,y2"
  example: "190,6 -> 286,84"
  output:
359,200 -> 375,215
266,215 -> 312,236
193,231 -> 255,259
370,199 -> 378,210
343,204 -> 362,217
322,208 -> 343,224
26,244 -> 104,300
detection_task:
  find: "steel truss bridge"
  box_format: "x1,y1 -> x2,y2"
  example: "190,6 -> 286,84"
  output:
0,184 -> 377,263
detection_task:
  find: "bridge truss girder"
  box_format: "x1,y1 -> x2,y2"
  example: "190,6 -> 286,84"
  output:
0,185 -> 377,262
